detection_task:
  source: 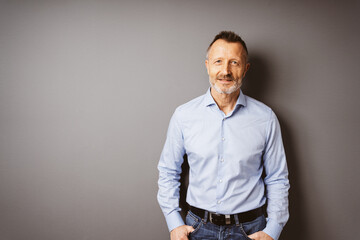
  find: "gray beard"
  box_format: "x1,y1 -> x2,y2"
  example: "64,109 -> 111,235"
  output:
209,78 -> 242,94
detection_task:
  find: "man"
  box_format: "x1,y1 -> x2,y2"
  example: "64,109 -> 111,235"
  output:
157,31 -> 289,240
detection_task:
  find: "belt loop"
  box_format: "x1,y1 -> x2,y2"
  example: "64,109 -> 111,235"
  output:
234,214 -> 240,226
203,211 -> 209,224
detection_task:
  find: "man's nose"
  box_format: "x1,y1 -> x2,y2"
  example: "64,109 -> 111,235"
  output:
221,63 -> 231,74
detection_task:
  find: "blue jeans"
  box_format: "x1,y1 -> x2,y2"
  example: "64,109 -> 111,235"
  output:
185,210 -> 266,240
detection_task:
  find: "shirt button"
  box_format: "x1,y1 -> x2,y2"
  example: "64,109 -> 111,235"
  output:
219,179 -> 223,183
217,200 -> 221,204
222,137 -> 225,141
220,158 -> 224,162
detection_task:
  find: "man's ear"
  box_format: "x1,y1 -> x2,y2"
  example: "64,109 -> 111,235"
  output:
244,62 -> 250,76
205,59 -> 209,75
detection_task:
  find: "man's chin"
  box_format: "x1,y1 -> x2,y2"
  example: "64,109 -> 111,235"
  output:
209,79 -> 241,95
213,86 -> 233,95
213,84 -> 240,94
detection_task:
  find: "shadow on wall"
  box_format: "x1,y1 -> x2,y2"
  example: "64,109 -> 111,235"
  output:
245,54 -> 310,240
179,54 -> 309,240
276,115 -> 309,240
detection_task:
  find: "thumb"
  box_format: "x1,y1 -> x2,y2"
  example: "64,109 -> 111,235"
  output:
186,225 -> 195,233
247,232 -> 256,240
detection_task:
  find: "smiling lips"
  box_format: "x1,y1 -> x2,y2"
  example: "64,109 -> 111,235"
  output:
217,78 -> 234,83
216,74 -> 234,82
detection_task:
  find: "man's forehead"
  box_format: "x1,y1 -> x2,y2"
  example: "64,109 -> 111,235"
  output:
208,39 -> 246,58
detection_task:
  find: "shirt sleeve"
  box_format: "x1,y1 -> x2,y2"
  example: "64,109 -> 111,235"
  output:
261,110 -> 290,240
157,109 -> 186,232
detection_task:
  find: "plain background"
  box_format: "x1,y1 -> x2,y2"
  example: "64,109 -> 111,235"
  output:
1,0 -> 359,239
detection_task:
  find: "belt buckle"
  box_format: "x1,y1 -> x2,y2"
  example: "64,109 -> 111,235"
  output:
209,213 -> 231,225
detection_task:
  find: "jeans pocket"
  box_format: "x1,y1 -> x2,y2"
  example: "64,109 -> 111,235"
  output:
239,225 -> 254,240
239,215 -> 266,240
186,211 -> 203,235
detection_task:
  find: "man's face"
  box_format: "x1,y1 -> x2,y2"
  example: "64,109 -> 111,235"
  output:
206,39 -> 250,95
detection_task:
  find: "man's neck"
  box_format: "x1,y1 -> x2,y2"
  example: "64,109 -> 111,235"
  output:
210,88 -> 240,116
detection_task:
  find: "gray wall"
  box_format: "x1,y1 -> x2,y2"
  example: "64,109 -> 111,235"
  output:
1,1 -> 359,239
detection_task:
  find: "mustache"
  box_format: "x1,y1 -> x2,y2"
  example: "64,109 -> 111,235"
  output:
216,74 -> 234,81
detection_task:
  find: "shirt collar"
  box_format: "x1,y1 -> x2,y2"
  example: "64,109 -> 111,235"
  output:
203,88 -> 247,107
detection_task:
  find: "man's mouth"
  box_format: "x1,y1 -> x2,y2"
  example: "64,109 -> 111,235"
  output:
217,78 -> 233,82
217,74 -> 234,81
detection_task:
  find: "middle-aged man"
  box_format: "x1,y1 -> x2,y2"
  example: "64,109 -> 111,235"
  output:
157,31 -> 289,240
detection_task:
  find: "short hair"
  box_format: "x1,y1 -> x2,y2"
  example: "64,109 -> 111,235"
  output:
206,31 -> 248,60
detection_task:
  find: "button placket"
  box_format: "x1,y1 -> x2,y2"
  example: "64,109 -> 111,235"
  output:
216,117 -> 226,211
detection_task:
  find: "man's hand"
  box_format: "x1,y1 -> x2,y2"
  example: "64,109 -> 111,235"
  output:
170,225 -> 195,240
248,231 -> 274,240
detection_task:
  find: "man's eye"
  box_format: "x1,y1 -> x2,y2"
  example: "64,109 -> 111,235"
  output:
214,60 -> 221,64
231,61 -> 238,64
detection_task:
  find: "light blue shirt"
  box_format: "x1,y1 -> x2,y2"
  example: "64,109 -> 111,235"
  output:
157,89 -> 289,240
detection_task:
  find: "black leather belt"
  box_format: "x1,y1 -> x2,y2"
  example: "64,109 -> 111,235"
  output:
189,205 -> 264,226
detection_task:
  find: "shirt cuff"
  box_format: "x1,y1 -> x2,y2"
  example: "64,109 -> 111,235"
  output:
262,218 -> 283,240
165,211 -> 185,232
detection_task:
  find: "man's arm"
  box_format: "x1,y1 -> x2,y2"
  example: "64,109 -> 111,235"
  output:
261,110 -> 290,240
157,109 -> 188,233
